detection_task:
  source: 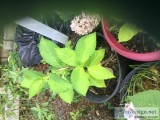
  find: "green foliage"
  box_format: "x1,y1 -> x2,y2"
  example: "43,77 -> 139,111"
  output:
127,90 -> 160,108
31,102 -> 56,120
71,67 -> 90,96
29,79 -> 45,99
75,32 -> 96,64
85,49 -> 105,66
88,64 -> 115,80
55,48 -> 79,66
21,69 -> 46,98
0,51 -> 27,119
70,109 -> 83,120
0,51 -> 23,95
48,73 -> 72,93
118,23 -> 140,42
22,32 -> 115,103
0,94 -> 7,118
1,51 -> 22,84
89,75 -> 106,88
38,37 -> 62,68
126,90 -> 160,119
59,88 -> 74,104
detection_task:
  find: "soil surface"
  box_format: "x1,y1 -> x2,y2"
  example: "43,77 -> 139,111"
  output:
52,94 -> 119,120
122,33 -> 160,53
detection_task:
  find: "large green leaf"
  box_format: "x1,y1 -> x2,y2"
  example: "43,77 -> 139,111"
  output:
38,37 -> 62,68
22,68 -> 45,79
118,23 -> 140,42
75,32 -> 96,64
29,79 -> 45,99
89,75 -> 106,88
21,69 -> 45,88
55,48 -> 79,66
85,49 -> 105,66
128,90 -> 160,107
88,65 -> 115,80
71,67 -> 90,96
21,77 -> 34,88
48,73 -> 72,93
59,88 -> 74,104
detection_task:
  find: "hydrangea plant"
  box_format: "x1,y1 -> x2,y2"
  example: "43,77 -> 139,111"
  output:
21,32 -> 115,103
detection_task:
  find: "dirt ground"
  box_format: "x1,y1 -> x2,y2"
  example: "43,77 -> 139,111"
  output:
52,94 -> 120,120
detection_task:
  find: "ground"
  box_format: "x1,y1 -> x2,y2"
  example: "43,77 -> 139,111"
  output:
52,94 -> 120,120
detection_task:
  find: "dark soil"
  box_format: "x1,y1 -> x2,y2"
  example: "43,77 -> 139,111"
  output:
34,63 -> 49,74
52,94 -> 119,120
122,33 -> 160,53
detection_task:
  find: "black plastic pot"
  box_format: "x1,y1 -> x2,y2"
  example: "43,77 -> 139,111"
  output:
119,62 -> 157,102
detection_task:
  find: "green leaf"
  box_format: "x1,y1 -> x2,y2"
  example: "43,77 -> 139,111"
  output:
59,88 -> 74,104
88,65 -> 115,80
38,112 -> 42,120
55,48 -> 79,66
21,69 -> 45,88
21,77 -> 34,88
71,67 -> 90,96
89,76 -> 106,88
8,71 -> 17,78
48,73 -> 72,93
22,68 -> 45,79
85,49 -> 105,66
75,32 -> 96,64
128,90 -> 160,107
118,23 -> 140,42
31,107 -> 39,111
38,37 -> 62,68
42,102 -> 48,107
29,79 -> 45,99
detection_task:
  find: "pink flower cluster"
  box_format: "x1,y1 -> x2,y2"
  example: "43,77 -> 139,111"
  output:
70,12 -> 101,35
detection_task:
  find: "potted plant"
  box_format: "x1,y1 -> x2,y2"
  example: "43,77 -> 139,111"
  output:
14,12 -> 131,103
119,61 -> 160,119
102,18 -> 160,61
20,31 -> 128,103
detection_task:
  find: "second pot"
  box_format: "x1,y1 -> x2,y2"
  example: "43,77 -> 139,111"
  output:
102,18 -> 160,62
119,61 -> 159,102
